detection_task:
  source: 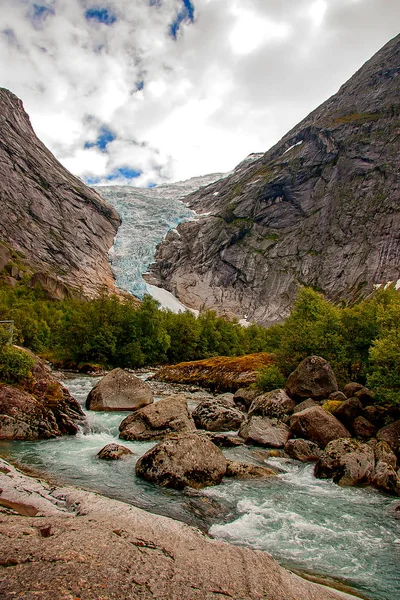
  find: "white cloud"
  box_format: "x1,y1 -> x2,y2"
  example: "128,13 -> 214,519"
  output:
0,0 -> 399,186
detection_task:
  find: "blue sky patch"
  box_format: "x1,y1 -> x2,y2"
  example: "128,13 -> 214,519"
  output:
85,7 -> 117,25
84,126 -> 115,152
107,167 -> 142,181
32,4 -> 55,21
136,80 -> 144,91
147,182 -> 157,188
169,0 -> 195,39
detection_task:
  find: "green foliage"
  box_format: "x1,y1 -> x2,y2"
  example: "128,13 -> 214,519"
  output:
0,344 -> 34,383
256,364 -> 285,392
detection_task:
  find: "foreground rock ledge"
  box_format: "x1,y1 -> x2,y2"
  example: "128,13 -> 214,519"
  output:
0,460 -> 358,600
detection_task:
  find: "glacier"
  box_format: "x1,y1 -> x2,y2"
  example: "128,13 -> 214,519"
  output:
94,173 -> 226,310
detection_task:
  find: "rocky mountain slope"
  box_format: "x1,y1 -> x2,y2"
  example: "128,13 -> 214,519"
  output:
147,34 -> 400,325
0,88 -> 120,297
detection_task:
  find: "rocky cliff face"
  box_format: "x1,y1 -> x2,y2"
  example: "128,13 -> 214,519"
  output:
148,35 -> 400,325
0,88 -> 121,297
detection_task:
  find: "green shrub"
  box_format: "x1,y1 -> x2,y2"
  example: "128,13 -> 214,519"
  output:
256,364 -> 286,392
0,345 -> 34,383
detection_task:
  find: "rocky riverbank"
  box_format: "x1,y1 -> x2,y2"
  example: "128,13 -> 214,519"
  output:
0,458 -> 361,600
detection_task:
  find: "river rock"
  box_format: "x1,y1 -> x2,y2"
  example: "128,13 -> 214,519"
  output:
239,416 -> 290,448
285,356 -> 338,400
354,387 -> 374,405
377,420 -> 400,455
284,439 -> 322,462
225,460 -> 276,479
213,392 -> 235,407
363,405 -> 388,428
192,399 -> 244,432
135,433 -> 227,489
233,387 -> 259,410
292,398 -> 319,413
352,416 -> 377,440
198,431 -> 245,447
329,391 -> 347,401
119,394 -> 195,441
248,389 -> 296,421
333,397 -> 363,429
0,353 -> 84,440
343,382 -> 364,398
315,438 -> 375,486
372,461 -> 400,495
86,368 -> 153,411
290,406 -> 351,449
97,443 -> 134,460
370,440 -> 398,468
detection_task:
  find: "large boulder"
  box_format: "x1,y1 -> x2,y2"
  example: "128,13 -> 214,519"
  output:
119,394 -> 195,441
377,420 -> 400,456
372,461 -> 400,495
285,356 -> 338,400
284,439 -> 322,462
135,433 -> 227,489
315,438 -> 375,486
86,368 -> 153,411
248,389 -> 296,421
192,399 -> 244,432
352,416 -> 377,440
239,416 -> 290,448
290,406 -> 350,449
0,353 -> 84,440
292,398 -> 318,413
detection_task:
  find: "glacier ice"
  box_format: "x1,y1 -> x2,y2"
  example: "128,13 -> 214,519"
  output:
94,173 -> 225,311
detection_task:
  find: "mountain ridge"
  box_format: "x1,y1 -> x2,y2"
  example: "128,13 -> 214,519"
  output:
147,34 -> 400,325
0,87 -> 121,298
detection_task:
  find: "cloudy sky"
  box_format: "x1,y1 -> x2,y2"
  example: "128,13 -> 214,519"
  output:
1,0 -> 399,187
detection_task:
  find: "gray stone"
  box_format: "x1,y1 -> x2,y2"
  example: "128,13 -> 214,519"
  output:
86,368 -> 153,412
119,394 -> 195,441
239,416 -> 290,448
135,433 -> 227,489
192,399 -> 244,432
248,389 -> 296,420
284,439 -> 322,462
315,438 -> 375,486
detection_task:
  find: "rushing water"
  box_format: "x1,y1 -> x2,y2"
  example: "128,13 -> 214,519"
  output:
1,374 -> 399,600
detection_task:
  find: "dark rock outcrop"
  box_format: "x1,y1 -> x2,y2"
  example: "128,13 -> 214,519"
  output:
135,433 -> 227,489
97,443 -> 134,460
0,88 -> 121,297
290,406 -> 350,448
147,35 -> 400,325
192,399 -> 244,432
119,394 -> 195,441
86,368 -> 153,411
0,351 -> 84,440
285,356 -> 338,400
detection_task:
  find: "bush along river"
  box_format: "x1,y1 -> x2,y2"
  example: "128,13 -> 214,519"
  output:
0,372 -> 399,600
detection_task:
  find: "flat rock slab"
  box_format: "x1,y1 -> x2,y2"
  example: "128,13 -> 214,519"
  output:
0,459 -> 357,600
86,368 -> 153,411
